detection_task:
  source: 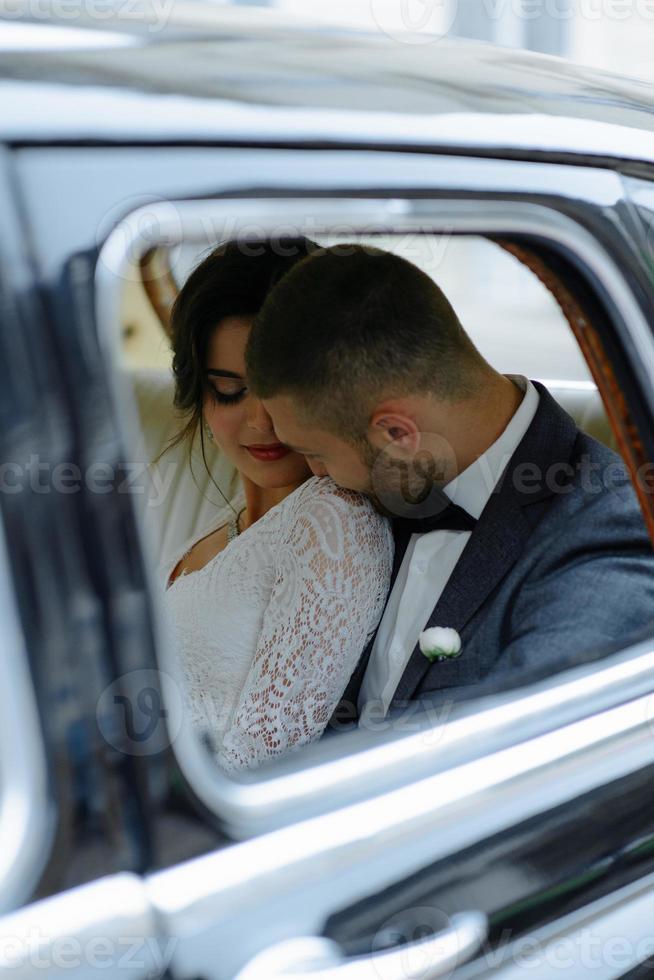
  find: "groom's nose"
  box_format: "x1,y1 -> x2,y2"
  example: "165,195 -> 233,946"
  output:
246,397 -> 275,433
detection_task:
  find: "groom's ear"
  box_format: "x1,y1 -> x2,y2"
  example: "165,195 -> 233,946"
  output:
368,408 -> 420,456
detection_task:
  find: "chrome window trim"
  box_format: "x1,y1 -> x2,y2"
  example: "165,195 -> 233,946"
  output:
95,186 -> 654,837
455,867 -> 654,978
0,872 -> 161,978
0,514 -> 52,912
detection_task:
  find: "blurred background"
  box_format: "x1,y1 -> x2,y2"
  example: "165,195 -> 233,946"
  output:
235,0 -> 652,79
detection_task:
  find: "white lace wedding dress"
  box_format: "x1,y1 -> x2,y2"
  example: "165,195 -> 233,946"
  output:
160,476 -> 393,772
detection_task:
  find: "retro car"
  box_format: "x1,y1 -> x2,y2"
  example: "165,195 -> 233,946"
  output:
2,6 -> 654,978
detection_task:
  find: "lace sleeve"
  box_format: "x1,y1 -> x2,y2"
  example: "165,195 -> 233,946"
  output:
217,481 -> 393,771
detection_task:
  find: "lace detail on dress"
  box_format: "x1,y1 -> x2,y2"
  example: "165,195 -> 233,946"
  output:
161,477 -> 393,772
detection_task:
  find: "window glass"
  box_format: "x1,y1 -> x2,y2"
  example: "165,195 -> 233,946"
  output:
111,223 -> 649,807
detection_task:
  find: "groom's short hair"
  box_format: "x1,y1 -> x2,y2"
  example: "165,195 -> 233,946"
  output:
246,244 -> 486,443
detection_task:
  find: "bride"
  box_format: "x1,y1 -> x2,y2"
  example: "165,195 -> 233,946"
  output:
159,239 -> 394,772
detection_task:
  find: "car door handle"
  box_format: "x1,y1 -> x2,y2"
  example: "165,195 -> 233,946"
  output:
235,910 -> 488,979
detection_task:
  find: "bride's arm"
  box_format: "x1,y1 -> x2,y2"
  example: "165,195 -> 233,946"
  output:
217,482 -> 393,772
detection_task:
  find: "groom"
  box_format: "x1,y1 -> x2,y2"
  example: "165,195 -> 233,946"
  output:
245,244 -> 654,728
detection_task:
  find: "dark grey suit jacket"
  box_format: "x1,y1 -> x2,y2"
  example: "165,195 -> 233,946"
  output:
328,381 -> 654,730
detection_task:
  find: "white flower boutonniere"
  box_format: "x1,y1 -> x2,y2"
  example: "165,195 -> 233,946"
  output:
419,627 -> 462,663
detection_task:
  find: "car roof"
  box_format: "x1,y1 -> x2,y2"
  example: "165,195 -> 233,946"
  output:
2,7 -> 654,166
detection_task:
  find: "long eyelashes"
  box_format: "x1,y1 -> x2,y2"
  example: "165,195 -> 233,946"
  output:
208,385 -> 248,406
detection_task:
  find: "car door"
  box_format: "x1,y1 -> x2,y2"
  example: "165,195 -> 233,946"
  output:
5,140 -> 654,980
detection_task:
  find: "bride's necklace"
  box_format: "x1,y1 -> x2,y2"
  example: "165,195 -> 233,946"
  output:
168,504 -> 246,588
227,505 -> 246,544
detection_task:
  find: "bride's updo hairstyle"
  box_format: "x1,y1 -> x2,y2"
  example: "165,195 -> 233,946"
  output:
160,237 -> 318,470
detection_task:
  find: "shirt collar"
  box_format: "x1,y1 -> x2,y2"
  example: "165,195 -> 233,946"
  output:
443,376 -> 540,520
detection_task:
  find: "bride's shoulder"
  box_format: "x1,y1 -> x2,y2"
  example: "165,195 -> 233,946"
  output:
280,478 -> 392,563
286,476 -> 386,523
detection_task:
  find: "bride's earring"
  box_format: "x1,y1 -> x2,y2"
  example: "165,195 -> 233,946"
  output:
203,418 -> 214,443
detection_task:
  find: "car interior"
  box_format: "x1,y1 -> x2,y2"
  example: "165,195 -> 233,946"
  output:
118,234 -> 619,568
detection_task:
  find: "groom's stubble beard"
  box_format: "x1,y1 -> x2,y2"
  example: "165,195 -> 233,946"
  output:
357,437 -> 451,520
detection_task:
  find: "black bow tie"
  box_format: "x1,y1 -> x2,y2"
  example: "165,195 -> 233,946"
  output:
386,491 -> 478,586
391,499 -> 477,536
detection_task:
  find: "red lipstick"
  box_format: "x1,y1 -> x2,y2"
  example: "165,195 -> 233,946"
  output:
245,443 -> 291,462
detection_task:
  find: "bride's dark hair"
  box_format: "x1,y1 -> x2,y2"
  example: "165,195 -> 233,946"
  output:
155,238 -> 318,506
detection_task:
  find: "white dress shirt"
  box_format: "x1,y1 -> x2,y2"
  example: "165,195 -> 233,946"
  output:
358,376 -> 540,719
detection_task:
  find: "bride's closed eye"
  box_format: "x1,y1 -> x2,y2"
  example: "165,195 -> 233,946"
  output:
208,380 -> 249,405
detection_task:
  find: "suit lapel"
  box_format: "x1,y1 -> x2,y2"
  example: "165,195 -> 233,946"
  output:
390,382 -> 579,706
390,483 -> 532,703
